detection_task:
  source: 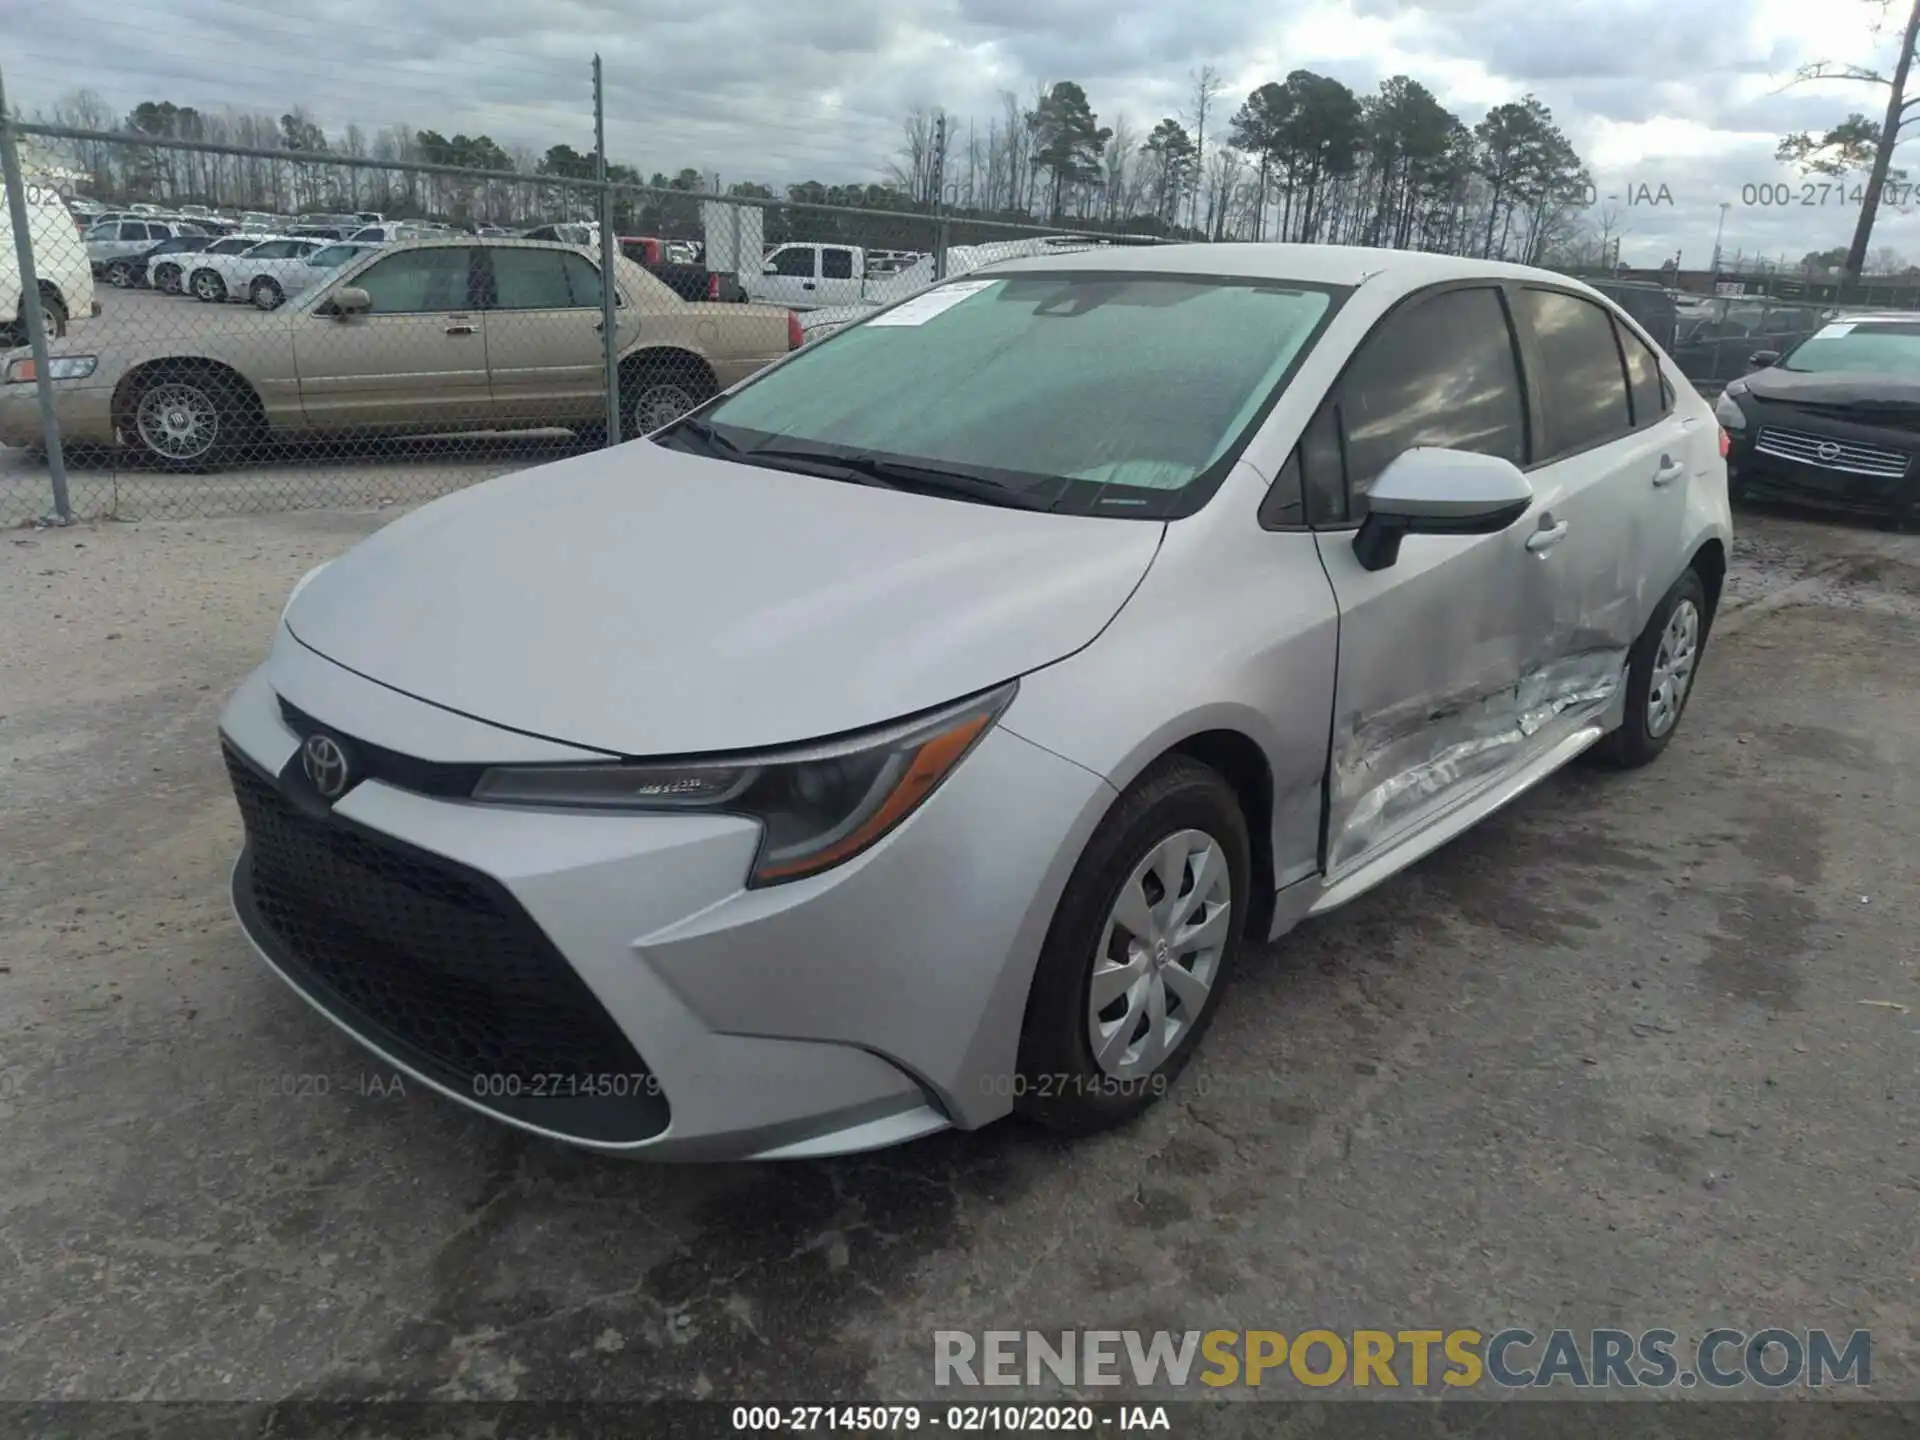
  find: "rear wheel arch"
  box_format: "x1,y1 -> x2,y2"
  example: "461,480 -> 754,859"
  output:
1689,538 -> 1728,625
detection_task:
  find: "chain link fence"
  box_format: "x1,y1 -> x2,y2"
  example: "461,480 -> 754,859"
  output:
1,123 -> 1170,526
8,117 -> 1889,525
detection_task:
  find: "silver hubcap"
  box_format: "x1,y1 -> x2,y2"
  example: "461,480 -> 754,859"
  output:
1088,829 -> 1232,1079
135,383 -> 218,460
254,282 -> 279,308
194,274 -> 219,299
633,383 -> 696,433
1647,597 -> 1700,738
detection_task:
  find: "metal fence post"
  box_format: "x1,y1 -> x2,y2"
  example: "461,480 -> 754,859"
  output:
592,55 -> 621,446
0,65 -> 72,524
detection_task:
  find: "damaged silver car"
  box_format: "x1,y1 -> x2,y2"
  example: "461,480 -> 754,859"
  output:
224,243 -> 1730,1158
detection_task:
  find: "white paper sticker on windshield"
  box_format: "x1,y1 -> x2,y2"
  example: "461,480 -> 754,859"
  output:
867,279 -> 998,326
1812,322 -> 1855,339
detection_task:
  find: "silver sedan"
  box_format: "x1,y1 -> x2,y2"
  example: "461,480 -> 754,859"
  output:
217,242 -> 1732,1160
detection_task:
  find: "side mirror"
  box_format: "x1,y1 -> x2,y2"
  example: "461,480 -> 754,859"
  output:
1353,449 -> 1534,573
762,263 -> 779,275
327,286 -> 371,319
1748,349 -> 1781,369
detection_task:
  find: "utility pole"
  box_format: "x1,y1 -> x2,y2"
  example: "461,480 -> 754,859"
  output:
1710,202 -> 1730,279
0,64 -> 71,522
592,56 -> 621,445
932,111 -> 949,280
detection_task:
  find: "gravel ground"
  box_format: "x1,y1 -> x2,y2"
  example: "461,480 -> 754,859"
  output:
1,500 -> 1917,1422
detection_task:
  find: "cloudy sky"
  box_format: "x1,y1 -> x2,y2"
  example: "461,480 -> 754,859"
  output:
12,0 -> 1920,264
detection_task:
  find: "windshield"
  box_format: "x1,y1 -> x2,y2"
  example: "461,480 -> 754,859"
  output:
1782,322 -> 1920,376
682,271 -> 1343,515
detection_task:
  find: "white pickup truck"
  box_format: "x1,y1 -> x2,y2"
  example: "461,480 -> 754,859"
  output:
740,242 -> 930,310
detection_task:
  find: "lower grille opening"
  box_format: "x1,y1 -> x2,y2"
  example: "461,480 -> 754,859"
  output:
224,742 -> 670,1143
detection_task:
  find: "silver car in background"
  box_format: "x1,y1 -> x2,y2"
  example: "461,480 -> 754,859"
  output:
219,243 -> 1731,1161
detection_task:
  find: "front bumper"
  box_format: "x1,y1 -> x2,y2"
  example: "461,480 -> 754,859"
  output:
217,639 -> 1114,1159
1724,397 -> 1920,517
0,381 -> 116,449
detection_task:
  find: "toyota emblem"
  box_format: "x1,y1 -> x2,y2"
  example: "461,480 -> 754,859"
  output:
301,733 -> 353,800
1816,441 -> 1843,462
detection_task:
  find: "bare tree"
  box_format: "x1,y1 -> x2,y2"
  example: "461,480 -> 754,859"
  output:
1103,114 -> 1136,221
1184,65 -> 1224,231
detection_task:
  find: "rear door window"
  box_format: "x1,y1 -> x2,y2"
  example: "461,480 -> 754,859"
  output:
1517,288 -> 1635,458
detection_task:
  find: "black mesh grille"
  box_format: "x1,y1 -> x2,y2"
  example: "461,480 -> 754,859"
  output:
224,742 -> 669,1142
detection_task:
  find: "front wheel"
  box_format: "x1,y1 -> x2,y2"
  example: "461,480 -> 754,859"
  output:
1014,756 -> 1251,1136
127,368 -> 249,471
155,264 -> 183,295
250,277 -> 284,311
190,269 -> 226,303
105,260 -> 134,288
1592,568 -> 1710,769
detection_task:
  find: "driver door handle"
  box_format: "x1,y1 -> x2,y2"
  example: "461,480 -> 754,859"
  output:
444,323 -> 475,336
1653,455 -> 1685,486
1526,520 -> 1571,553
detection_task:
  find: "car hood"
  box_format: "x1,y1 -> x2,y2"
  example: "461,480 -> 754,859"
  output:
1743,365 -> 1920,407
285,443 -> 1165,756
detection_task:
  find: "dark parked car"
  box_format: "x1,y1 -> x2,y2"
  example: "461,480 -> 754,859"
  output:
121,233 -> 214,290
1716,313 -> 1920,521
618,235 -> 745,303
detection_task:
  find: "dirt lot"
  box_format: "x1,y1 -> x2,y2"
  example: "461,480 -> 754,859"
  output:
1,501 -> 1917,1415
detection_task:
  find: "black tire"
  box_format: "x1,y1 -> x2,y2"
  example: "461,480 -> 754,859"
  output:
122,364 -> 254,472
250,277 -> 284,311
1014,755 -> 1251,1136
155,264 -> 183,295
189,269 -> 226,303
105,260 -> 134,288
1592,567 -> 1711,770
619,357 -> 716,439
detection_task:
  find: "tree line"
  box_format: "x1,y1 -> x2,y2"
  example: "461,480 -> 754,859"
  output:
26,73 -> 1601,267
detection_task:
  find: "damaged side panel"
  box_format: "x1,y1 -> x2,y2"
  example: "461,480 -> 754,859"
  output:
1327,645 -> 1627,870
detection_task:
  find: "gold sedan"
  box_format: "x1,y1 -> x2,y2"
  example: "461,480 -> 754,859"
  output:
0,238 -> 800,467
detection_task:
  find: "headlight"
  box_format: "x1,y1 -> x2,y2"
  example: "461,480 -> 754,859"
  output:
4,355 -> 97,384
281,561 -> 330,622
1723,379 -> 1749,398
472,682 -> 1017,886
1713,389 -> 1747,428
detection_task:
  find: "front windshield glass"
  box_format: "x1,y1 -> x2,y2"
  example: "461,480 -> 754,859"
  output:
1782,322 -> 1920,376
689,271 -> 1343,515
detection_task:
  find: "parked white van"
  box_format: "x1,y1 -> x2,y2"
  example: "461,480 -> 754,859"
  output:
1,182 -> 99,346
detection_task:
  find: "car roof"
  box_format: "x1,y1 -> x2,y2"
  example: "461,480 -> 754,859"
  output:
1823,311 -> 1920,324
981,241 -> 1612,292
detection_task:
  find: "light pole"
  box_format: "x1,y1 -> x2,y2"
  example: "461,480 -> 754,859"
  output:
1710,202 -> 1730,280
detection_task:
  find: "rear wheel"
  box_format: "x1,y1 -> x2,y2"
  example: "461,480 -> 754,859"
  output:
1592,568 -> 1710,769
619,357 -> 716,439
190,269 -> 226,303
1014,756 -> 1251,1136
250,277 -> 285,311
105,260 -> 134,288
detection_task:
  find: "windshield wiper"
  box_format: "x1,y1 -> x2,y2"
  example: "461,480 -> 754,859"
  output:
803,453 -> 1055,511
654,416 -> 743,457
663,425 -> 1054,510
